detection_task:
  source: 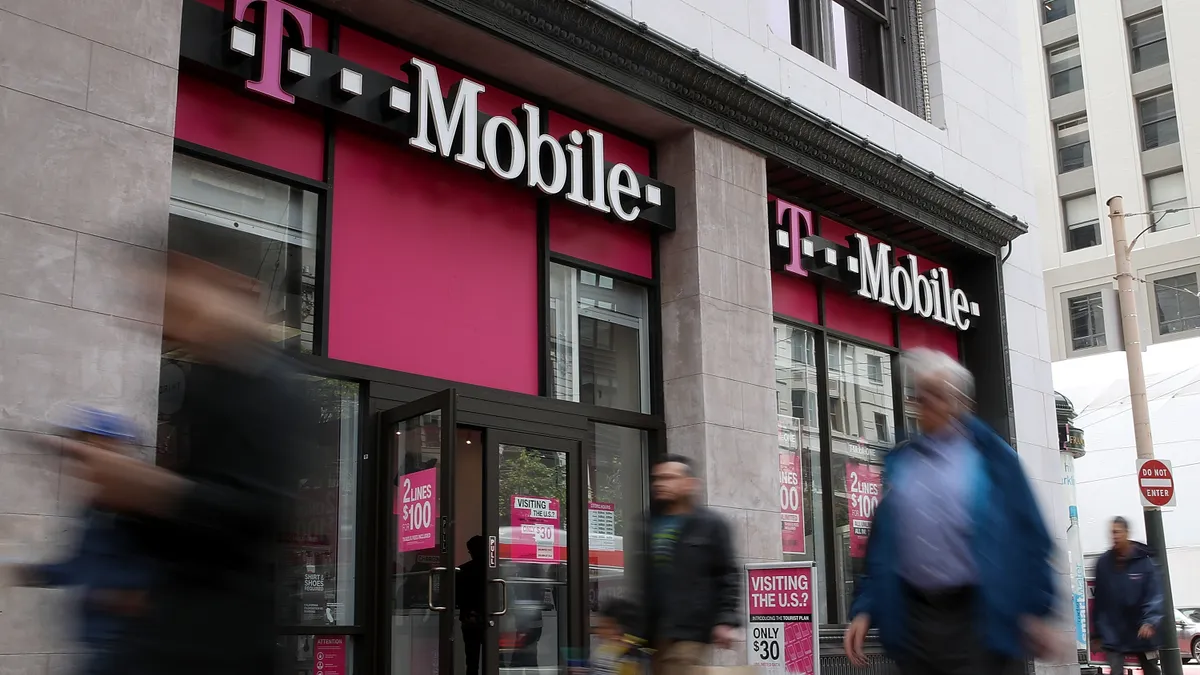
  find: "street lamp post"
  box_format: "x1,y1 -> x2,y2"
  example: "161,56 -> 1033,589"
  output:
1106,195 -> 1183,675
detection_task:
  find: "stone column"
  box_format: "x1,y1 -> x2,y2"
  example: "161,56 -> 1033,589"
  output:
657,129 -> 780,564
0,0 -> 181,671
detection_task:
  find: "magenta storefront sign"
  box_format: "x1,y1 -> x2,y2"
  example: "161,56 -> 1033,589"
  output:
181,0 -> 675,231
768,197 -> 982,331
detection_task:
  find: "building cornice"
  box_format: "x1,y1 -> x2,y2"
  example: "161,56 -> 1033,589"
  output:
408,0 -> 1028,255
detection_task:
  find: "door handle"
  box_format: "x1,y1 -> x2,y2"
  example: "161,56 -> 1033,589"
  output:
489,578 -> 508,616
427,567 -> 448,612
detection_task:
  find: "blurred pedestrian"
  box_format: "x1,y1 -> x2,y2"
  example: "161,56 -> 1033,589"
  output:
1091,516 -> 1164,675
591,597 -> 648,675
3,409 -> 151,675
635,454 -> 741,675
843,348 -> 1060,675
58,251 -> 312,675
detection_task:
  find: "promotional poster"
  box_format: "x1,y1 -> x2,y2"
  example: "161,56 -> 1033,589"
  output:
397,467 -> 437,552
780,453 -> 806,554
746,563 -> 819,675
511,495 -> 562,563
845,462 -> 882,559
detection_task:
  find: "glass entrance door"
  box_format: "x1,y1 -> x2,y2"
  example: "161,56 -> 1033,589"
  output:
382,389 -> 458,675
484,431 -> 583,675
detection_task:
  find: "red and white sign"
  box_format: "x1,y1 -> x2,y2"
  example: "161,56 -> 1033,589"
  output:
846,462 -> 882,559
397,467 -> 438,552
1137,458 -> 1176,508
510,496 -> 562,563
746,563 -> 819,675
313,636 -> 346,675
779,453 -> 806,554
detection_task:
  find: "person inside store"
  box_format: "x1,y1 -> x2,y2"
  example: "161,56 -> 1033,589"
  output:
1090,516 -> 1165,675
633,454 -> 741,675
43,251 -> 313,675
457,535 -> 488,675
842,348 -> 1062,675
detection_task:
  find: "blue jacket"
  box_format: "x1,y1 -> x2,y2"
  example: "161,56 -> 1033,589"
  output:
30,508 -> 151,647
849,415 -> 1057,659
1091,542 -> 1164,654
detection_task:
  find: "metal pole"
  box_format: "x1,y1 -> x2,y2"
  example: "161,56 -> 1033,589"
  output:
1107,195 -> 1183,675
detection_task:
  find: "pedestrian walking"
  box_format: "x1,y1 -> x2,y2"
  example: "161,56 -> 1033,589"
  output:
55,252 -> 313,675
2,408 -> 151,675
843,348 -> 1060,675
634,454 -> 741,675
1091,516 -> 1165,675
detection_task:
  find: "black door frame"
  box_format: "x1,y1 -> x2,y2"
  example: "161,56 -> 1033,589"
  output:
377,388 -> 460,675
481,428 -> 587,675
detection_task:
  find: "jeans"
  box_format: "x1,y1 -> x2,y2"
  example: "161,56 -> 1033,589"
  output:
1106,651 -> 1160,675
651,641 -> 708,675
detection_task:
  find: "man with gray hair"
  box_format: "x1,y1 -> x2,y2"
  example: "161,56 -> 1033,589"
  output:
843,348 -> 1060,675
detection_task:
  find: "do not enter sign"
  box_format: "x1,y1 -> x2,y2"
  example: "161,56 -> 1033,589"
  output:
1138,458 -> 1176,508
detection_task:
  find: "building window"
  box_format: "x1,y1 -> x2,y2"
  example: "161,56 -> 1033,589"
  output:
873,412 -> 890,444
1139,91 -> 1179,150
1129,13 -> 1169,73
866,354 -> 883,385
1043,0 -> 1075,23
1154,273 -> 1200,335
1067,292 -> 1106,351
788,0 -> 926,116
168,153 -> 320,353
1064,194 -> 1101,252
1056,116 -> 1092,173
549,263 -> 650,413
1048,42 -> 1084,98
825,337 -> 893,622
1148,172 -> 1189,231
773,322 -> 826,611
586,423 -> 646,618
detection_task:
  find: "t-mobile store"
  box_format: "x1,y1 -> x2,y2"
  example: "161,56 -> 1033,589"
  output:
158,1 -> 1026,674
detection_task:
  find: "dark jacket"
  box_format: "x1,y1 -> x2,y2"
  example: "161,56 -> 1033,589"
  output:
29,508 -> 151,647
849,415 -> 1056,659
1091,542 -> 1165,654
635,505 -> 741,644
108,345 -> 311,675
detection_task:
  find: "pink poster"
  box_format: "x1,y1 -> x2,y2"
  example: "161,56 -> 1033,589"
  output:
747,564 -> 817,675
779,453 -> 805,554
846,462 -> 882,559
313,636 -> 346,675
510,495 -> 561,563
396,467 -> 438,552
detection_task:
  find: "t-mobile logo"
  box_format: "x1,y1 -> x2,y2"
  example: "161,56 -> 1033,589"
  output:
228,0 -> 313,103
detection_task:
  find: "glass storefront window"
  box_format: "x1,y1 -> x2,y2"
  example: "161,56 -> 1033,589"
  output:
586,424 -> 647,636
825,337 -> 893,623
549,263 -> 651,413
280,635 -> 353,675
277,378 -> 361,626
168,153 -> 320,353
156,370 -> 361,628
774,323 -> 827,614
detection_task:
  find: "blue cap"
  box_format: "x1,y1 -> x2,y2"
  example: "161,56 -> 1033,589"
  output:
62,406 -> 137,443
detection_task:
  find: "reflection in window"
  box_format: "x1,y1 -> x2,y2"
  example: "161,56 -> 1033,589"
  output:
586,424 -> 646,640
169,153 -> 319,353
550,263 -> 650,413
1063,194 -> 1100,252
1048,42 -> 1084,98
1139,91 -> 1178,150
1067,292 -> 1107,351
1056,116 -> 1092,173
1043,0 -> 1074,23
1148,172 -> 1189,231
774,323 -> 826,615
1154,273 -> 1200,335
1129,13 -> 1168,73
826,337 -> 893,622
